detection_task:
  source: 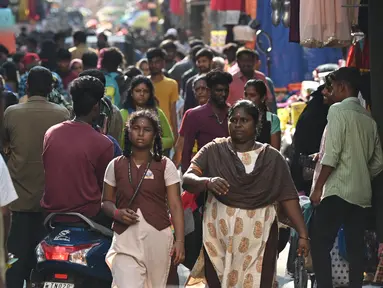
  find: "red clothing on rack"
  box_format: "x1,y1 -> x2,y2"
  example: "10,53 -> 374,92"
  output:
170,0 -> 183,16
28,0 -> 38,20
210,0 -> 243,11
346,38 -> 370,69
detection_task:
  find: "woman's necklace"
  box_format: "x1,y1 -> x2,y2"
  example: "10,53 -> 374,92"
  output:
136,106 -> 144,111
127,156 -> 152,207
239,142 -> 256,166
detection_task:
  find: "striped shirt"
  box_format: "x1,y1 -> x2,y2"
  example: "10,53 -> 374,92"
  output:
321,97 -> 383,207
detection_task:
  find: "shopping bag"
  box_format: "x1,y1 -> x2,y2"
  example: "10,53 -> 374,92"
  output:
331,235 -> 349,287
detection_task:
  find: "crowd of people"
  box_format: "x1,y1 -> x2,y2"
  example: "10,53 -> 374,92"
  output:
0,27 -> 381,288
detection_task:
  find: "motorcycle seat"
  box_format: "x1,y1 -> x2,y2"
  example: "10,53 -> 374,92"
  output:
45,212 -> 113,238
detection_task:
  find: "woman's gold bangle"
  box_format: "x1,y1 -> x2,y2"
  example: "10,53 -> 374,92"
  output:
299,236 -> 310,241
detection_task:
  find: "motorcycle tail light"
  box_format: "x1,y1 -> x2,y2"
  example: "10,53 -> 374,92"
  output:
55,274 -> 68,280
39,241 -> 99,266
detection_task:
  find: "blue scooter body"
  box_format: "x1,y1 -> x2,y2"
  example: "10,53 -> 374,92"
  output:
30,213 -> 113,288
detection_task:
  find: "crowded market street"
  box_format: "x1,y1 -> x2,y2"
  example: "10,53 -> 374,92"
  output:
1,0 -> 383,288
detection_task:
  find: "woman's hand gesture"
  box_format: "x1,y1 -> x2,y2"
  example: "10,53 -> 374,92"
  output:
171,241 -> 185,265
115,209 -> 139,226
207,177 -> 230,195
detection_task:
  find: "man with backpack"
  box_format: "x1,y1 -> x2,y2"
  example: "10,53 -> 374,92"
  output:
98,47 -> 127,108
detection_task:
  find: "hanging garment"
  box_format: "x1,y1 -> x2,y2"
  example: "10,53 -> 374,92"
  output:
28,0 -> 37,20
170,0 -> 183,16
346,38 -> 370,69
289,0 -> 300,42
210,0 -> 244,27
18,0 -> 28,21
299,0 -> 355,48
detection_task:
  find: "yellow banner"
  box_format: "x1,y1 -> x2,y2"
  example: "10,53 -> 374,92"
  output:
210,30 -> 227,52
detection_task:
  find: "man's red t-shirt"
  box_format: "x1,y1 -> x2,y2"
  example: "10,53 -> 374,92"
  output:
41,121 -> 114,218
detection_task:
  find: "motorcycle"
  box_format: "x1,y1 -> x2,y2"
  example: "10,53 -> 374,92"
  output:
30,213 -> 113,288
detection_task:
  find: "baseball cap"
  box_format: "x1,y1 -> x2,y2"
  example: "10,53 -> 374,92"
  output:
236,47 -> 259,59
165,28 -> 178,38
22,53 -> 40,66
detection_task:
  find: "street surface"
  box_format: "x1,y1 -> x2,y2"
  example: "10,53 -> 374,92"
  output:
177,243 -> 380,288
177,243 -> 299,287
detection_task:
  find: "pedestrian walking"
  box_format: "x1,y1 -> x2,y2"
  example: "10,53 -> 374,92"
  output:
147,48 -> 179,139
119,75 -> 174,151
4,66 -> 70,288
102,110 -> 185,287
183,100 -> 309,287
310,67 -> 383,288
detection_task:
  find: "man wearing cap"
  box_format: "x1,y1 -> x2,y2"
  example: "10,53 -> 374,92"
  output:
4,66 -> 70,288
228,48 -> 273,108
17,53 -> 71,111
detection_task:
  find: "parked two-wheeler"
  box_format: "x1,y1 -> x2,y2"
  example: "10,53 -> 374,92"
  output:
30,213 -> 113,288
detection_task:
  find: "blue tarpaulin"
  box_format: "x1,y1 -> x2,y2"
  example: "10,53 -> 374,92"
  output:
255,1 -> 343,88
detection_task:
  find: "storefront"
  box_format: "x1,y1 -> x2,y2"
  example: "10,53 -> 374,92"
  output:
184,0 -> 210,41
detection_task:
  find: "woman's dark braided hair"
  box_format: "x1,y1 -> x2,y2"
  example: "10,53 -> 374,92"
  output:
123,110 -> 163,161
244,79 -> 270,142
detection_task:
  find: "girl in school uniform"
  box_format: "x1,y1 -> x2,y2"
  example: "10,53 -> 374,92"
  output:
102,110 -> 185,287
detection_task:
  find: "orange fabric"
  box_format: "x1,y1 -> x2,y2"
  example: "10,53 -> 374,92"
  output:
0,31 -> 16,54
245,0 -> 257,49
246,0 -> 257,18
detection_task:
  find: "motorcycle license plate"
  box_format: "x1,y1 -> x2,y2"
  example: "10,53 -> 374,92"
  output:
43,282 -> 74,288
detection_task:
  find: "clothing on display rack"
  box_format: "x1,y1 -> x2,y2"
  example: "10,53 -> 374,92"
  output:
210,0 -> 243,27
299,0 -> 357,48
289,0 -> 300,43
346,36 -> 370,69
